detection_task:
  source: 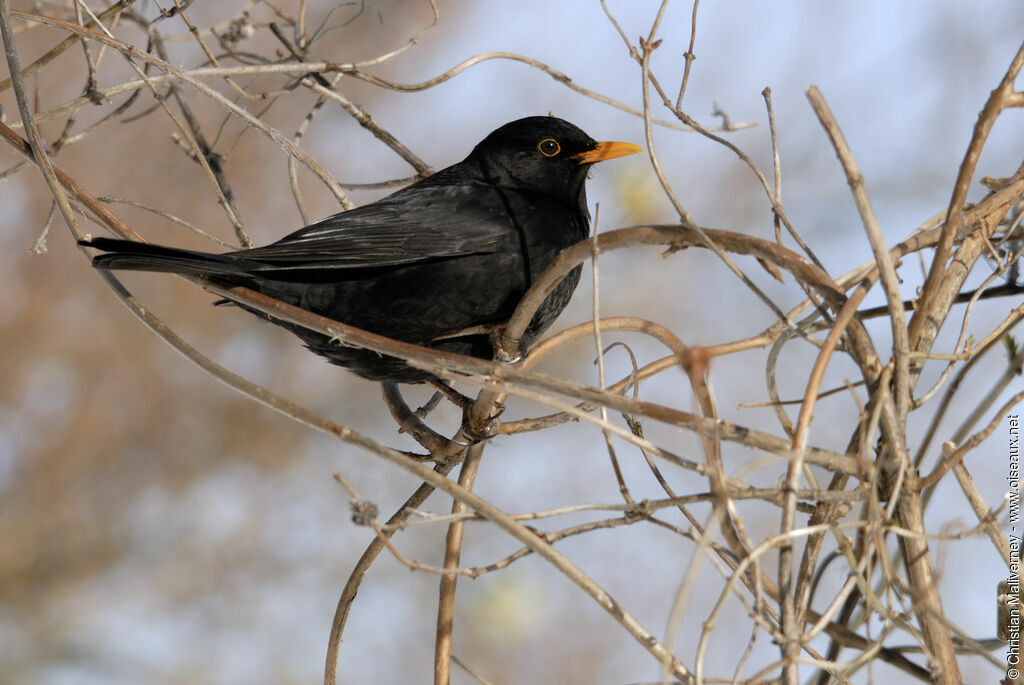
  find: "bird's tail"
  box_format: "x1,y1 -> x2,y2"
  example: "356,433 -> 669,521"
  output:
81,237 -> 252,278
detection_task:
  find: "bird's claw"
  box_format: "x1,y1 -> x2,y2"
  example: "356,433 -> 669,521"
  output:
453,420 -> 499,446
455,400 -> 504,446
494,330 -> 524,363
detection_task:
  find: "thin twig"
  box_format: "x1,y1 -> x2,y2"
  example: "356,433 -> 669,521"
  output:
435,443 -> 484,685
806,86 -> 911,421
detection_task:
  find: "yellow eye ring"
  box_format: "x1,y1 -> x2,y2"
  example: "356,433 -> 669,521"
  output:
537,138 -> 560,157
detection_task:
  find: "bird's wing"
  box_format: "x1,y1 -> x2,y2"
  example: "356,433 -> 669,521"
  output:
233,180 -> 514,270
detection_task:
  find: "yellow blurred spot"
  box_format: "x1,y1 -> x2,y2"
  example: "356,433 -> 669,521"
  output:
612,165 -> 673,225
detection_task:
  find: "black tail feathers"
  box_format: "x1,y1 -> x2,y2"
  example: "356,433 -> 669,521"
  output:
81,237 -> 249,278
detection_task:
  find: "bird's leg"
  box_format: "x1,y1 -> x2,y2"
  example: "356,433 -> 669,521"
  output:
428,379 -> 505,421
413,390 -> 443,419
428,379 -> 475,410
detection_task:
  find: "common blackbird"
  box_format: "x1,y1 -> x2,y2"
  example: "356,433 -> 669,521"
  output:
83,116 -> 641,382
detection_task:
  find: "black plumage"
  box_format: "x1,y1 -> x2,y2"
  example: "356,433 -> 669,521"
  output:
83,117 -> 641,382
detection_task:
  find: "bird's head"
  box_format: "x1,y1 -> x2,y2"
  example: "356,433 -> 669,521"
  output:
467,116 -> 642,202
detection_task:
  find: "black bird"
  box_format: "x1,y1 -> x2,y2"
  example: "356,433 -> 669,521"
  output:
83,117 -> 641,382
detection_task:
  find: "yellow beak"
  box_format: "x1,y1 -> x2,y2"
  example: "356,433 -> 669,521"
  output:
573,141 -> 643,165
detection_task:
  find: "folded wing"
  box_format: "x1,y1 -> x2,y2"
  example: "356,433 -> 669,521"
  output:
233,180 -> 512,271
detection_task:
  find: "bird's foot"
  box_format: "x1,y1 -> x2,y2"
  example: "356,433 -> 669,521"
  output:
492,327 -> 523,363
453,402 -> 505,446
452,419 -> 498,446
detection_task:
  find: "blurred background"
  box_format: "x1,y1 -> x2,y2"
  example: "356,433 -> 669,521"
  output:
1,1 -> 1023,683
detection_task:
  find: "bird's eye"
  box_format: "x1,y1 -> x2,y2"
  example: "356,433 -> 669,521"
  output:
537,138 -> 561,157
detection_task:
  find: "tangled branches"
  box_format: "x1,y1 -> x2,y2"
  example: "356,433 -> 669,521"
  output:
3,2 -> 1023,683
